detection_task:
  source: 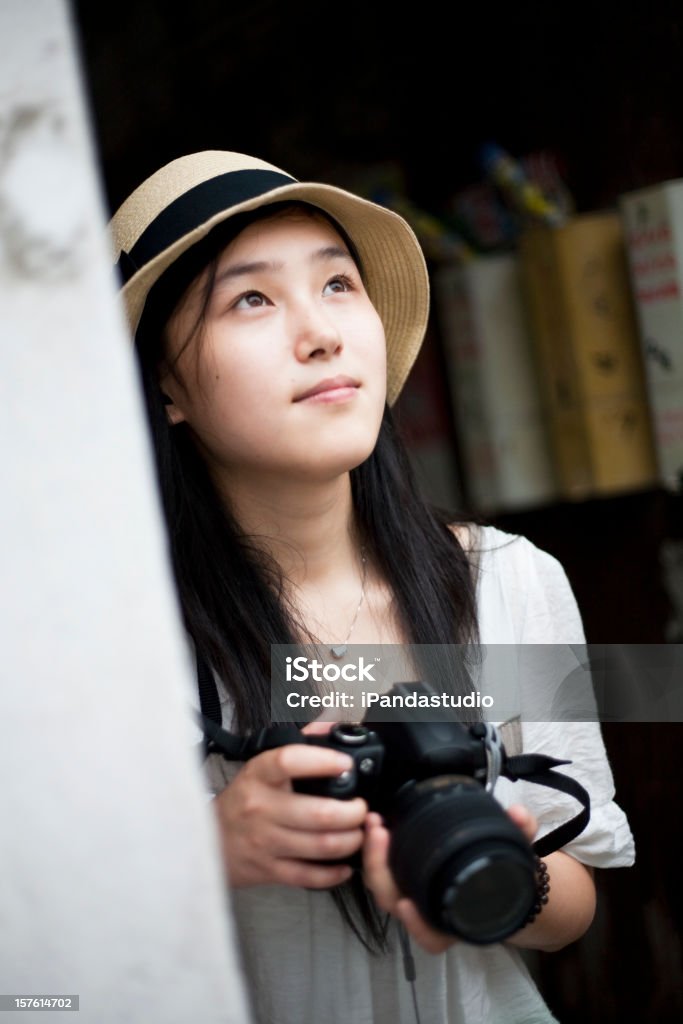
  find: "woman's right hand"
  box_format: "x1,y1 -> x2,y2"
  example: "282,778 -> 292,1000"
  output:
212,743 -> 367,889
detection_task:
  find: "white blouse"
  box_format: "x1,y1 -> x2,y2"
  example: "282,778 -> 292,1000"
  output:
201,525 -> 635,1024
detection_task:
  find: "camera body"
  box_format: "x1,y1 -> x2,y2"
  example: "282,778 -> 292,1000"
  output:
294,683 -> 539,945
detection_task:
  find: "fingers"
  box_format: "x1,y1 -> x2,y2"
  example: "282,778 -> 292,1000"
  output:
214,751 -> 369,889
506,804 -> 539,845
240,785 -> 367,833
301,720 -> 337,736
267,822 -> 364,863
214,786 -> 364,889
394,900 -> 454,954
362,813 -> 457,953
225,828 -> 355,889
270,858 -> 353,890
362,813 -> 402,912
245,743 -> 353,788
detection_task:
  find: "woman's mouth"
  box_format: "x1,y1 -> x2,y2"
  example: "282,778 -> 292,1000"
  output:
294,375 -> 360,403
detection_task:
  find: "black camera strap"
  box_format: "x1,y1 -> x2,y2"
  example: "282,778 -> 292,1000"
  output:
197,651 -> 222,726
197,651 -> 307,757
504,753 -> 591,857
200,712 -> 304,760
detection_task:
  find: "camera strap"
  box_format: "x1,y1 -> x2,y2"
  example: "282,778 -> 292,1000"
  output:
200,712 -> 304,760
197,651 -> 222,727
196,651 -> 308,757
503,752 -> 591,857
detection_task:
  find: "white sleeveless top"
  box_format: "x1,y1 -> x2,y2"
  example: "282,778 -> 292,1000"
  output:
200,525 -> 635,1024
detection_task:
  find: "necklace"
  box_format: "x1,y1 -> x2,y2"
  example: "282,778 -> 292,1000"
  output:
330,547 -> 367,659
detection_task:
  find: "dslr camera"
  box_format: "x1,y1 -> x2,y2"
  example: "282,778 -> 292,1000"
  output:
291,683 -> 539,945
201,680 -> 589,946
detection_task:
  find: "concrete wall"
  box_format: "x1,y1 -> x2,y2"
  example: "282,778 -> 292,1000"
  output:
0,2 -> 250,1020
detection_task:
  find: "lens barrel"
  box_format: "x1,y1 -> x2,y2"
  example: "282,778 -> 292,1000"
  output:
388,775 -> 538,944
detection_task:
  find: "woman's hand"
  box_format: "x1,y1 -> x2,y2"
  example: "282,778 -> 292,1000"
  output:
362,804 -> 539,954
212,735 -> 367,890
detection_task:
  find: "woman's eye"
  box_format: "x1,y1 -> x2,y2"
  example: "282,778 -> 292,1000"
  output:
323,275 -> 353,296
234,291 -> 268,309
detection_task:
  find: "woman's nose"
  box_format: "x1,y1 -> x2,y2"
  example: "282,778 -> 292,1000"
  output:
292,304 -> 343,361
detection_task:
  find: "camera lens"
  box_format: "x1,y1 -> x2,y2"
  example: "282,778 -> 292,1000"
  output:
437,844 -> 536,943
388,776 -> 537,944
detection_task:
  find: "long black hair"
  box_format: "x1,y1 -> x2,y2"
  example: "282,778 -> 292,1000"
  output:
133,201 -> 480,950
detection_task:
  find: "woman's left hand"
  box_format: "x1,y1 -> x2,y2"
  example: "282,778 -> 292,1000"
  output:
362,804 -> 539,954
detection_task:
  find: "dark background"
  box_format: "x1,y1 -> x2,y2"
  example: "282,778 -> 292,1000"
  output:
71,1 -> 683,1018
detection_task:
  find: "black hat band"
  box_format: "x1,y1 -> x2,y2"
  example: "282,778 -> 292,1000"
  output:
115,168 -> 296,286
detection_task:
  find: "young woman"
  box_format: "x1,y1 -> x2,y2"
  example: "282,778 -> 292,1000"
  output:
110,150 -> 635,1024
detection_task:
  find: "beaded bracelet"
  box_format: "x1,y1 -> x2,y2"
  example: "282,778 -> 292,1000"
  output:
525,856 -> 551,925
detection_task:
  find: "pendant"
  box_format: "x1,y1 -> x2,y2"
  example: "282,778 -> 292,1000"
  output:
330,645 -> 347,660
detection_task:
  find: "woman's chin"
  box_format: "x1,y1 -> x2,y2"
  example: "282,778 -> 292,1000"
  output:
293,442 -> 377,481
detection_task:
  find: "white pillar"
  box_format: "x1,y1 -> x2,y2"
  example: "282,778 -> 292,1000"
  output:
0,2 -> 251,1021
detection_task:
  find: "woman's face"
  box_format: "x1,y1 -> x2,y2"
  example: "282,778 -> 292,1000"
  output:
162,210 -> 387,486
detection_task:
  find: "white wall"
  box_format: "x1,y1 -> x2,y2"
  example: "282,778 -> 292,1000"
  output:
0,2 -> 250,1020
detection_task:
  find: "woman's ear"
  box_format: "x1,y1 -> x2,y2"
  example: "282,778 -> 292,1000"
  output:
160,393 -> 185,425
159,371 -> 187,426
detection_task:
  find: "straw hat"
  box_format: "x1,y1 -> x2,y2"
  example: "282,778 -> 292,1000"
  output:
110,150 -> 429,405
